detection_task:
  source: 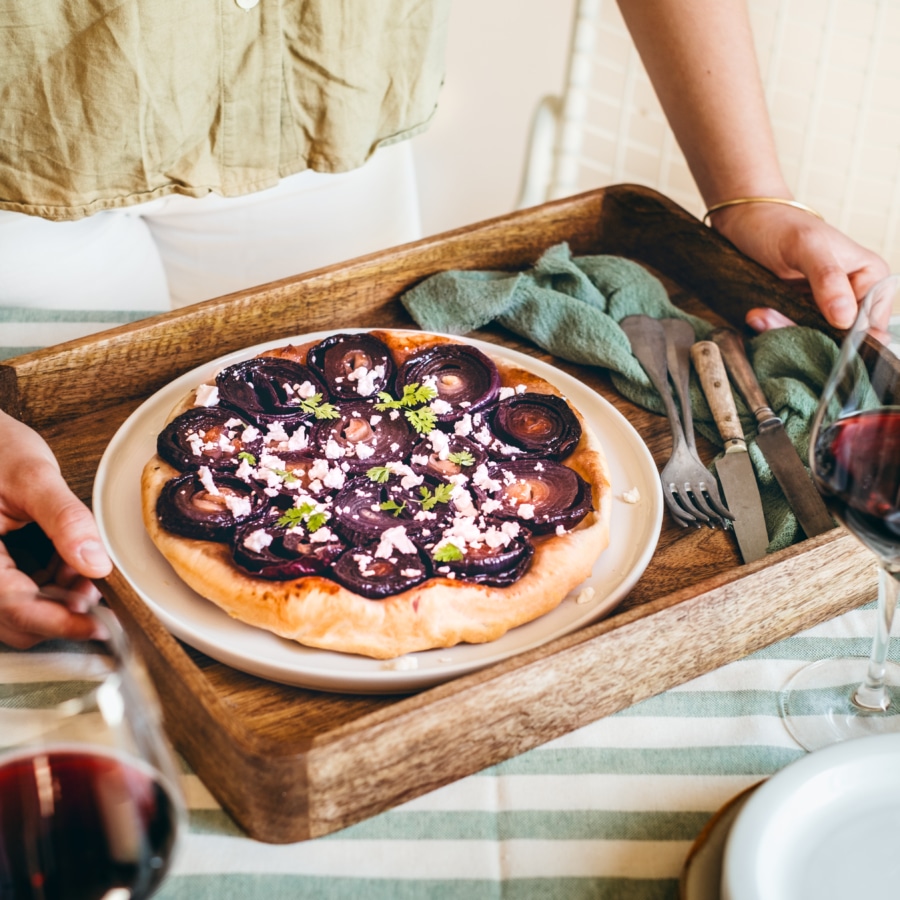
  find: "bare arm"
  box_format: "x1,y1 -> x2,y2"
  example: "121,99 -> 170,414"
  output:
617,0 -> 889,329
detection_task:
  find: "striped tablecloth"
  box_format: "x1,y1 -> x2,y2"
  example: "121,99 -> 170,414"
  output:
6,603 -> 893,900
2,312 -> 898,898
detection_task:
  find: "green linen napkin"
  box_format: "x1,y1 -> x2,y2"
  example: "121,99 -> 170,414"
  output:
400,242 -> 842,552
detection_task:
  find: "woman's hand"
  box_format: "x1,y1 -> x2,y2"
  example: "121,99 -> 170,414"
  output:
709,202 -> 891,332
0,409 -> 112,647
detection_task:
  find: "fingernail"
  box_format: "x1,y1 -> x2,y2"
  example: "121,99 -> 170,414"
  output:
90,620 -> 111,641
78,540 -> 111,573
746,315 -> 766,332
832,302 -> 857,329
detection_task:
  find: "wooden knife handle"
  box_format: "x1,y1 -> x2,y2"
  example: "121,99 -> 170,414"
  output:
710,327 -> 775,424
690,341 -> 747,452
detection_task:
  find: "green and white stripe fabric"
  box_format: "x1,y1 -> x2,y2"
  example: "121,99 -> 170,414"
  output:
4,604 -> 889,899
0,307 -> 159,360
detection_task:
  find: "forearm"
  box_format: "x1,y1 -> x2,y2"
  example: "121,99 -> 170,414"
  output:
616,0 -> 789,205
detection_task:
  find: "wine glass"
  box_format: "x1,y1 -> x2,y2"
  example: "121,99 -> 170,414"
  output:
0,601 -> 185,899
779,273 -> 900,751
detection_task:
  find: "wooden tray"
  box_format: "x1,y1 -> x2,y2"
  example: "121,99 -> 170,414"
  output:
0,185 -> 873,843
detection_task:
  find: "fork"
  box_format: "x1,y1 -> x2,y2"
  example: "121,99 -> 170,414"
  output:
621,315 -> 733,528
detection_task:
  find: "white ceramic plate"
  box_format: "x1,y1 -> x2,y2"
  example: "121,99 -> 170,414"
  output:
722,732 -> 900,900
93,330 -> 662,693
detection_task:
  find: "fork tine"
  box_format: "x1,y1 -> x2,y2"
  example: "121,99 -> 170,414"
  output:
686,488 -> 728,528
663,477 -> 711,524
662,490 -> 702,529
693,477 -> 734,523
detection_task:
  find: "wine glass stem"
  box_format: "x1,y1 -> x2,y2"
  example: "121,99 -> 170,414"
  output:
853,566 -> 900,712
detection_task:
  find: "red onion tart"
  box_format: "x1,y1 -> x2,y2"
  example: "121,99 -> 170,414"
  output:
141,330 -> 611,659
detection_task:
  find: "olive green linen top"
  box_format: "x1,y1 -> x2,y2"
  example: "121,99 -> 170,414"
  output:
0,0 -> 450,221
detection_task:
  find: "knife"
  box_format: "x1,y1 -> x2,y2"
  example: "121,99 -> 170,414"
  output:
711,327 -> 834,539
690,340 -> 769,562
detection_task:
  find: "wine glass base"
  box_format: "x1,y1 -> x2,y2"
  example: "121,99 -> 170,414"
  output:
780,657 -> 900,752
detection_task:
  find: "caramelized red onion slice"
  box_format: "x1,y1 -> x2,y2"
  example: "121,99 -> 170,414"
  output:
308,401 -> 414,473
396,344 -> 501,422
431,530 -> 534,586
409,434 -> 488,480
488,393 -> 582,460
156,472 -> 268,541
306,333 -> 396,399
216,357 -> 329,425
232,511 -> 345,580
330,545 -> 430,599
331,475 -> 455,545
483,460 -> 592,534
157,407 -> 263,472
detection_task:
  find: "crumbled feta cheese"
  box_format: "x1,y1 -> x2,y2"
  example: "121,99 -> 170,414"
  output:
517,503 -> 535,520
325,438 -> 345,459
266,422 -> 290,444
243,529 -> 273,553
198,466 -> 219,495
427,429 -> 450,458
382,656 -> 418,671
235,459 -> 256,481
195,384 -> 219,407
374,525 -> 418,559
473,464 -> 501,493
322,466 -> 346,490
224,493 -> 251,518
287,427 -> 309,451
454,414 -> 473,437
348,363 -> 386,397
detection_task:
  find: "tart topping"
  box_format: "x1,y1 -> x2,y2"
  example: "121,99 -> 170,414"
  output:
155,337 -> 594,596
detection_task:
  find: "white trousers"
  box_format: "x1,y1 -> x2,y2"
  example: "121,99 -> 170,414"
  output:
0,142 -> 421,312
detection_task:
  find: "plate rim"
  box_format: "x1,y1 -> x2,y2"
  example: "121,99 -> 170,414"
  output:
93,328 -> 662,693
722,731 -> 900,899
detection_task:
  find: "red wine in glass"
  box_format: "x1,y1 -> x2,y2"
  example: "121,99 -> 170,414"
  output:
779,273 -> 900,750
813,408 -> 900,565
0,748 -> 180,900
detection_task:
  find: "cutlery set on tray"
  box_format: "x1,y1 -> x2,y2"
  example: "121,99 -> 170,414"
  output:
622,315 -> 833,563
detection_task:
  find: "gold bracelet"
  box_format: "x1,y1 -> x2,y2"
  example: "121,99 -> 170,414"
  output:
702,196 -> 824,225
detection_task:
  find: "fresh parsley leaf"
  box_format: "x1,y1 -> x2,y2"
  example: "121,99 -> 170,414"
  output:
374,383 -> 438,411
276,508 -> 306,528
366,465 -> 392,483
410,383 -> 438,405
298,393 -> 340,419
237,451 -> 257,465
432,482 -> 455,504
306,511 -> 328,533
433,543 -> 464,562
405,406 -> 437,435
379,499 -> 407,517
276,502 -> 329,531
272,467 -> 298,483
447,449 -> 475,467
419,482 -> 454,511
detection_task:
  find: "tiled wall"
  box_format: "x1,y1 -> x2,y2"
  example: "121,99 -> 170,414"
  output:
556,0 -> 900,273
